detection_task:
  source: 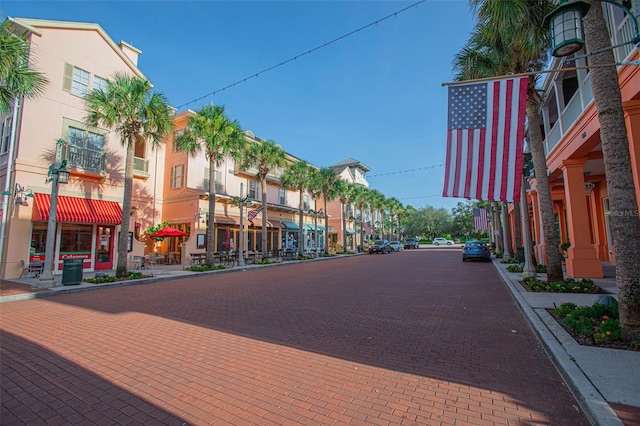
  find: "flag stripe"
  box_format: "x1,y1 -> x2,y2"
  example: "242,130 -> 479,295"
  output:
443,76 -> 526,202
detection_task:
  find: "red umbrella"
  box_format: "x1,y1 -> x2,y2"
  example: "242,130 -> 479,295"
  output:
149,226 -> 189,238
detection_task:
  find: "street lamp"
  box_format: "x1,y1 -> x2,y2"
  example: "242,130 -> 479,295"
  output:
543,0 -> 640,57
38,146 -> 70,287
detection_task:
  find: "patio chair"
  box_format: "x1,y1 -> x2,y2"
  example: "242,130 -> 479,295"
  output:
25,260 -> 44,278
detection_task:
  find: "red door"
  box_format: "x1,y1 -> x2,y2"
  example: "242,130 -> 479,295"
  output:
95,226 -> 114,270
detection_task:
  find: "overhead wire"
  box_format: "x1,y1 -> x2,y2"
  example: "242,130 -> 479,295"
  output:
368,163 -> 443,177
175,0 -> 427,110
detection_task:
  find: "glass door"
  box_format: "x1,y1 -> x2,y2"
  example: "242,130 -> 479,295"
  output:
95,226 -> 114,270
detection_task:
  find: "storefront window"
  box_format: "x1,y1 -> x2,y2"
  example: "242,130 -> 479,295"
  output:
61,224 -> 93,259
30,223 -> 48,260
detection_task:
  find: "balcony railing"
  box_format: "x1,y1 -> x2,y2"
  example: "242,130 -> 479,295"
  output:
65,144 -> 106,172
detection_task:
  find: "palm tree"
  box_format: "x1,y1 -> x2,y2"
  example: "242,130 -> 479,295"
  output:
0,18 -> 48,113
453,0 -> 564,282
85,73 -> 174,277
175,104 -> 244,265
367,189 -> 384,240
386,197 -> 403,240
581,0 -> 640,338
351,185 -> 370,251
315,167 -> 339,255
280,160 -> 312,257
240,139 -> 286,258
334,179 -> 352,252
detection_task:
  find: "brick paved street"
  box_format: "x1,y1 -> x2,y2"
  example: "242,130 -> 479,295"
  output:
1,250 -> 587,425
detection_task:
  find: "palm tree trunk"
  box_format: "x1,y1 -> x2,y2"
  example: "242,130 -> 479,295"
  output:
116,139 -> 135,277
297,189 -> 304,257
324,195 -> 329,255
206,158 -> 217,265
502,203 -> 514,258
261,182 -> 268,258
492,202 -> 503,254
583,0 -> 640,338
526,99 -> 564,282
341,200 -> 347,252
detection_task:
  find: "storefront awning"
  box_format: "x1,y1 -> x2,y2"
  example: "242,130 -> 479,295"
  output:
34,193 -> 122,224
268,220 -> 285,228
281,221 -> 299,230
305,224 -> 325,231
215,215 -> 238,225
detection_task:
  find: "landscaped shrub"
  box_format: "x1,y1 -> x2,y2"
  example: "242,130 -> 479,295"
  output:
187,264 -> 227,272
535,264 -> 547,273
553,301 -> 622,343
507,264 -> 523,272
501,257 -> 519,264
522,276 -> 602,293
85,271 -> 148,284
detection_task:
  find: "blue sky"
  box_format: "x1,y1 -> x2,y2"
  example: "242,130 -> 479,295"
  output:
2,0 -> 476,211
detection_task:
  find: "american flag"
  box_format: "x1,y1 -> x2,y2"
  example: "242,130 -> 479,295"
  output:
473,208 -> 489,230
443,76 -> 527,202
247,206 -> 263,223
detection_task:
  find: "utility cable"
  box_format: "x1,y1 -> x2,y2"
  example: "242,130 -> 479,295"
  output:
368,163 -> 443,177
176,0 -> 427,110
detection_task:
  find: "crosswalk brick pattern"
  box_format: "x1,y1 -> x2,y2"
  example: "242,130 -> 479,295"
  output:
1,251 -> 587,425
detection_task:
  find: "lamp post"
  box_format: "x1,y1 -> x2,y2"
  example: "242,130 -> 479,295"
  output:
38,141 -> 69,287
543,0 -> 640,57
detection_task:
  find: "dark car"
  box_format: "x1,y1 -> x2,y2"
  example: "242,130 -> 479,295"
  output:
462,240 -> 491,262
369,239 -> 391,254
404,238 -> 419,249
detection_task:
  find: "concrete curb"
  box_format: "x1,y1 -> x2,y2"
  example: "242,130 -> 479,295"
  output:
492,260 -> 624,426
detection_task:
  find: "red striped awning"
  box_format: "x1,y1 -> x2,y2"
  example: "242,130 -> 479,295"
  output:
33,193 -> 123,224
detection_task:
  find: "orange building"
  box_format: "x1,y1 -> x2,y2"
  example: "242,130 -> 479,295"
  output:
514,6 -> 639,278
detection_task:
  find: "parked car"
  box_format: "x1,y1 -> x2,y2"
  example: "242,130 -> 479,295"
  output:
462,240 -> 491,262
389,241 -> 403,251
369,239 -> 392,254
432,237 -> 454,246
404,238 -> 419,249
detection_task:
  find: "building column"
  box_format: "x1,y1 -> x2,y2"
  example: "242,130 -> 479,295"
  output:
588,183 -> 608,261
560,158 -> 603,278
622,100 -> 640,212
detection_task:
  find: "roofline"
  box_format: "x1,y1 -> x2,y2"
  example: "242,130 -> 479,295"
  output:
8,17 -> 147,80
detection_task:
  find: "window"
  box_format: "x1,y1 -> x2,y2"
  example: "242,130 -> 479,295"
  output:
279,188 -> 286,205
173,129 -> 184,152
93,75 -> 108,93
1,115 -> 12,154
204,168 -> 224,192
249,180 -> 257,199
171,164 -> 185,189
66,126 -> 105,171
303,194 -> 310,210
62,63 -> 92,97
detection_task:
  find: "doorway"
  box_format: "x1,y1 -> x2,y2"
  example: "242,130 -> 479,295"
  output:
95,226 -> 114,270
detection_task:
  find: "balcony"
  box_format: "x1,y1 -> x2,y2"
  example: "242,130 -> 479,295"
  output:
133,156 -> 149,178
65,144 -> 106,173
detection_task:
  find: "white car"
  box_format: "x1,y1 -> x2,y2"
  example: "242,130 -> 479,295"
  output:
432,237 -> 454,246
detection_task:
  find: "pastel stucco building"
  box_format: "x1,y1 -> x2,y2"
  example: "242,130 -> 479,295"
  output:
0,17 -> 358,279
0,18 -> 158,279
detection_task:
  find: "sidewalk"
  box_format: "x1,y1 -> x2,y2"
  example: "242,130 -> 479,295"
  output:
1,256 -> 639,425
492,260 -> 640,426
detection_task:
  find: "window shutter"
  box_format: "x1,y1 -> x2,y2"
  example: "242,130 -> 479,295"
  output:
63,63 -> 73,92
